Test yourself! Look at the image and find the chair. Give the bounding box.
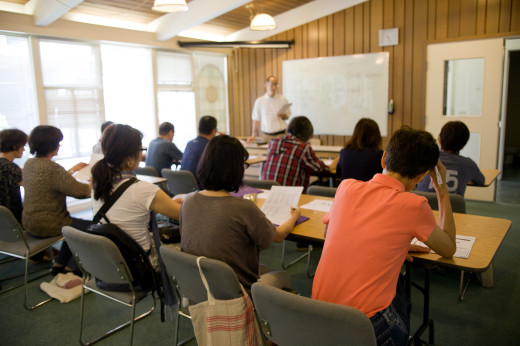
[135,166,159,177]
[251,282,376,346]
[0,206,62,310]
[159,246,246,346]
[62,226,155,346]
[306,185,337,198]
[412,190,481,300]
[243,178,280,190]
[161,169,199,197]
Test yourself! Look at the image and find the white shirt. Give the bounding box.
[91,179,159,251]
[251,93,291,134]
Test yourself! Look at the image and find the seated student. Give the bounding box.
[180,115,217,179]
[91,124,182,262]
[0,129,28,223]
[22,125,91,275]
[92,120,114,154]
[180,135,301,295]
[337,118,383,181]
[312,127,456,346]
[262,116,336,190]
[417,121,484,196]
[145,122,183,176]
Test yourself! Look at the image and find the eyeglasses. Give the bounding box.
[244,162,250,169]
[138,147,147,152]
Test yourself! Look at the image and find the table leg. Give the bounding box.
[408,264,435,345]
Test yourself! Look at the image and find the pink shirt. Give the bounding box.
[312,174,436,317]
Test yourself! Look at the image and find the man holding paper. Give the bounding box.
[246,76,291,144]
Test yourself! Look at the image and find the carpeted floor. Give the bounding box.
[1,198,519,345]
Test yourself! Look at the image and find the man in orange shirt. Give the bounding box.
[312,127,456,345]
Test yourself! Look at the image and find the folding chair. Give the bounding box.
[62,226,155,346]
[0,206,61,310]
[251,282,376,346]
[135,166,159,177]
[159,246,248,346]
[161,169,199,197]
[243,178,280,190]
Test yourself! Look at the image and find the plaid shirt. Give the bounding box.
[261,134,329,188]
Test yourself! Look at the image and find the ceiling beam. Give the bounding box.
[27,0,84,27]
[225,0,368,42]
[151,0,250,42]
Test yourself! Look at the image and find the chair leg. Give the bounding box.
[281,241,312,270]
[23,255,52,310]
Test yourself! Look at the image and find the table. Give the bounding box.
[244,142,342,159]
[468,168,500,186]
[263,193,511,345]
[136,174,167,185]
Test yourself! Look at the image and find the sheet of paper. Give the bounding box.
[277,102,292,115]
[260,186,303,225]
[411,235,476,259]
[74,153,103,181]
[300,199,333,212]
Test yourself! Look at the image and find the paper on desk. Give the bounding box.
[300,199,333,212]
[74,154,103,181]
[260,186,303,225]
[411,235,476,259]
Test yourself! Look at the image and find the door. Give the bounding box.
[425,38,504,201]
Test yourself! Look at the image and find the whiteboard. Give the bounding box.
[282,53,389,136]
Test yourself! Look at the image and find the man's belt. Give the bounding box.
[262,129,286,136]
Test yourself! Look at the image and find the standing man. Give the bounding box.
[146,122,183,176]
[246,76,291,144]
[180,115,218,180]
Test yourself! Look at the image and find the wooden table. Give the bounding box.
[263,193,511,345]
[468,168,501,186]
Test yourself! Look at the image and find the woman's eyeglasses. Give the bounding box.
[244,162,250,169]
[138,147,147,152]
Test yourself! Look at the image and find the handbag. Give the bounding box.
[188,257,263,346]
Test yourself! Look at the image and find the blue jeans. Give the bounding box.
[369,275,410,346]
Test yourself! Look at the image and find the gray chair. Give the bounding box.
[306,185,337,198]
[135,166,159,177]
[161,169,199,197]
[243,178,280,190]
[62,226,155,346]
[251,282,376,346]
[0,206,61,310]
[159,246,247,346]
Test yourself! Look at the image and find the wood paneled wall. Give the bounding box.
[227,0,520,146]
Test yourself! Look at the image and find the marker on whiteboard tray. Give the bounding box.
[388,99,394,114]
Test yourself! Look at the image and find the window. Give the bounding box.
[39,39,103,158]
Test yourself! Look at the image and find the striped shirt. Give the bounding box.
[261,134,329,188]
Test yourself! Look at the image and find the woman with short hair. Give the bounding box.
[180,135,301,295]
[22,125,91,274]
[0,128,28,222]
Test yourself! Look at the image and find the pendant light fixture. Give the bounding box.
[152,0,188,13]
[250,13,276,31]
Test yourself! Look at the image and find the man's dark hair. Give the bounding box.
[28,125,64,157]
[384,126,439,179]
[198,115,217,135]
[439,121,470,154]
[197,135,249,193]
[0,129,27,153]
[100,121,114,134]
[345,118,382,151]
[288,116,314,142]
[159,122,174,135]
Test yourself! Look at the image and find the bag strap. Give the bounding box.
[196,256,216,305]
[93,177,138,224]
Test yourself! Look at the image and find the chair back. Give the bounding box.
[251,282,377,346]
[135,166,159,177]
[161,169,199,196]
[243,178,280,190]
[306,185,337,198]
[160,246,243,303]
[412,191,466,213]
[0,206,26,243]
[63,226,132,285]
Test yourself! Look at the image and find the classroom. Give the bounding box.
[1,1,520,345]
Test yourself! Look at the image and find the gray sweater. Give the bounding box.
[22,158,90,237]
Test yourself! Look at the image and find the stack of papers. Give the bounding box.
[411,235,476,259]
[260,186,303,225]
[74,153,103,181]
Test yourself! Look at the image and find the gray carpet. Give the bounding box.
[1,199,519,345]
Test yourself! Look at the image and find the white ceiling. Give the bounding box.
[0,0,367,42]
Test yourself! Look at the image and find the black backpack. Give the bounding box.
[87,178,159,293]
